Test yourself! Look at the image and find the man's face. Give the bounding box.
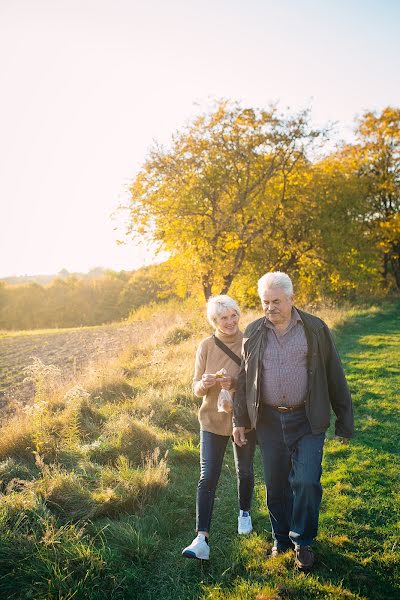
[260,286,293,326]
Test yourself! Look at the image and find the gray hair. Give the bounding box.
[257,272,293,298]
[206,294,241,327]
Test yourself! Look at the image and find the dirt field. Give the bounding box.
[0,322,149,411]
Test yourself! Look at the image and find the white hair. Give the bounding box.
[257,271,293,298]
[206,294,241,327]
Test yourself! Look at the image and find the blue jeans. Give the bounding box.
[256,405,325,548]
[196,429,256,533]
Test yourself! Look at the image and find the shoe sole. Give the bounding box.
[238,528,253,535]
[270,550,292,558]
[294,559,314,570]
[295,565,313,570]
[182,550,209,560]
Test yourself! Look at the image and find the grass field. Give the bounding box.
[0,302,398,599]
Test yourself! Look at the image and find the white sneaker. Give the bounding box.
[238,512,253,535]
[182,534,210,560]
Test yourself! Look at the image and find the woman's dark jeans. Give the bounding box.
[196,429,256,533]
[256,405,325,548]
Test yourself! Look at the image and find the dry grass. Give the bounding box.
[0,300,397,599]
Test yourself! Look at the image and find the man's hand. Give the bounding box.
[233,426,247,447]
[334,436,350,445]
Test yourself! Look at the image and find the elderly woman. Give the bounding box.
[182,295,256,560]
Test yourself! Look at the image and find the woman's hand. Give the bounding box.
[201,373,217,389]
[214,368,231,390]
[218,374,232,390]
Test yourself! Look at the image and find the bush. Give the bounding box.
[36,467,96,521]
[0,458,35,493]
[99,515,160,562]
[164,326,192,345]
[95,415,168,466]
[93,452,169,517]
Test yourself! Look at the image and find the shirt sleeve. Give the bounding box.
[193,341,208,397]
[323,324,354,438]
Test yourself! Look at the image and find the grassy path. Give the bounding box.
[0,304,398,599]
[135,304,400,600]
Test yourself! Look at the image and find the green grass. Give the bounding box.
[0,303,398,599]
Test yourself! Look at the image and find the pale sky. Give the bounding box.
[0,0,399,278]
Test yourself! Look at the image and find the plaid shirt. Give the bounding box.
[261,308,308,407]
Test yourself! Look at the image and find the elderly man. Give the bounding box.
[233,271,354,570]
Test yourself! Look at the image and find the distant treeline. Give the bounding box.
[0,265,176,330]
[0,267,107,286]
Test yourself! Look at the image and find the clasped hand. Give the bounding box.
[233,426,247,447]
[201,370,232,390]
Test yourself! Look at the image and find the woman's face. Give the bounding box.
[215,309,239,335]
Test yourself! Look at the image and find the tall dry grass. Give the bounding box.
[0,300,397,599]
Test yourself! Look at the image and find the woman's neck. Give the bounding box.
[215,328,241,343]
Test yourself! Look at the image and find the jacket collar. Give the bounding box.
[295,307,324,333]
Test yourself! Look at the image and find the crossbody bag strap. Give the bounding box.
[213,334,241,366]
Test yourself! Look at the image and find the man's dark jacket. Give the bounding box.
[233,308,354,438]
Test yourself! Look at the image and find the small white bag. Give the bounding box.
[217,388,233,413]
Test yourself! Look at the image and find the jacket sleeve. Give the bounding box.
[193,341,208,397]
[232,335,251,428]
[323,325,354,438]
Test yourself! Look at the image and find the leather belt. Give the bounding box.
[269,404,305,413]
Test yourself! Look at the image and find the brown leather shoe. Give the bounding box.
[295,545,314,570]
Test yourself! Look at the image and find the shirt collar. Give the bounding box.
[264,307,303,330]
[292,307,303,323]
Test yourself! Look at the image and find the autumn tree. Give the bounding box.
[356,107,400,289]
[229,147,375,305]
[125,101,321,299]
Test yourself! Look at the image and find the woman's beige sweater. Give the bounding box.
[193,329,243,436]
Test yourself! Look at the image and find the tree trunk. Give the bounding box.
[202,272,213,300]
[390,243,400,289]
[220,247,246,295]
[382,252,389,287]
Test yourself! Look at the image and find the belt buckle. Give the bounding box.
[277,406,289,412]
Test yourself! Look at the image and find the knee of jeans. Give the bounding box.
[292,471,322,492]
[236,465,254,479]
[198,474,218,491]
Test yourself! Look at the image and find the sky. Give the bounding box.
[0,0,399,278]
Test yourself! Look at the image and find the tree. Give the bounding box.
[125,101,321,299]
[356,107,400,289]
[230,147,377,305]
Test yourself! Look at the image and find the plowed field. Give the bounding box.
[0,322,148,411]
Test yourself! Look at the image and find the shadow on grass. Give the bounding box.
[176,536,398,600]
[314,539,399,600]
